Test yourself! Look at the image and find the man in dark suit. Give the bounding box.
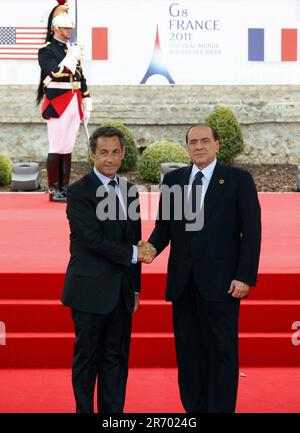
[62,126,155,413]
[144,123,261,412]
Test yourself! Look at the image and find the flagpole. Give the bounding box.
[71,0,78,43]
[75,0,78,42]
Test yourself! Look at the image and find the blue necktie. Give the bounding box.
[107,178,125,220]
[108,179,117,189]
[191,171,204,214]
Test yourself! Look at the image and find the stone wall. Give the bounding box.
[0,85,300,164]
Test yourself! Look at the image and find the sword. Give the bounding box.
[83,119,90,147]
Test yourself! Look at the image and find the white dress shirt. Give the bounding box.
[93,167,138,264]
[188,158,217,209]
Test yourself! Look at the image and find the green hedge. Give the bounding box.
[205,107,244,162]
[0,154,13,186]
[99,121,137,171]
[138,140,190,182]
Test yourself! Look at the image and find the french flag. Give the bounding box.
[248,28,297,61]
[71,1,108,60]
[92,27,108,60]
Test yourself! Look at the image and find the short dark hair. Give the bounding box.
[185,123,218,144]
[89,126,125,153]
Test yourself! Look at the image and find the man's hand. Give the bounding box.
[68,43,83,62]
[133,293,140,313]
[228,280,250,299]
[137,240,156,264]
[60,44,84,74]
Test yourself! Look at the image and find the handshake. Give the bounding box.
[137,240,157,264]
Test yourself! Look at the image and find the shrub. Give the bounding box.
[98,121,137,171]
[204,107,244,162]
[138,140,190,182]
[0,154,13,186]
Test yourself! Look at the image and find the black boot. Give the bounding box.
[59,153,72,198]
[47,153,67,202]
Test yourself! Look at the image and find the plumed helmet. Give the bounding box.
[52,12,75,28]
[52,1,74,29]
[55,0,69,11]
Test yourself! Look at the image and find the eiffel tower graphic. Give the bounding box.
[140,25,175,84]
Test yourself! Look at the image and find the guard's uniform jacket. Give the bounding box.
[38,38,89,120]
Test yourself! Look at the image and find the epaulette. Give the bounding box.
[40,42,51,49]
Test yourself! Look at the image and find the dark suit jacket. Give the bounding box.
[62,171,141,314]
[149,161,261,302]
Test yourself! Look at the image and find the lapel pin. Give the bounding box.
[219,179,225,184]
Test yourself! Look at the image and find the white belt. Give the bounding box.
[47,82,81,89]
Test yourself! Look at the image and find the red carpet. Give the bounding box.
[1,192,300,274]
[0,192,300,412]
[0,193,299,367]
[0,368,299,413]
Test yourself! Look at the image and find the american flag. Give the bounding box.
[0,27,47,60]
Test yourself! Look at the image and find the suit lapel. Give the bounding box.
[88,169,103,189]
[180,165,193,188]
[178,165,193,225]
[119,177,139,237]
[87,171,127,231]
[204,161,227,221]
[118,177,129,233]
[118,177,128,213]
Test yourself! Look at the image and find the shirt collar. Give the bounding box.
[93,167,119,186]
[53,36,68,47]
[190,158,217,183]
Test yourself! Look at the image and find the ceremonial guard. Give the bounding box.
[37,1,92,202]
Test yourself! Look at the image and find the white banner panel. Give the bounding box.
[0,0,300,85]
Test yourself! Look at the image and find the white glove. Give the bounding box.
[59,52,77,74]
[58,44,82,74]
[82,97,92,124]
[68,44,83,61]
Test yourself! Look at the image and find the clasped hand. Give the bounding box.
[137,240,156,264]
[68,43,83,61]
